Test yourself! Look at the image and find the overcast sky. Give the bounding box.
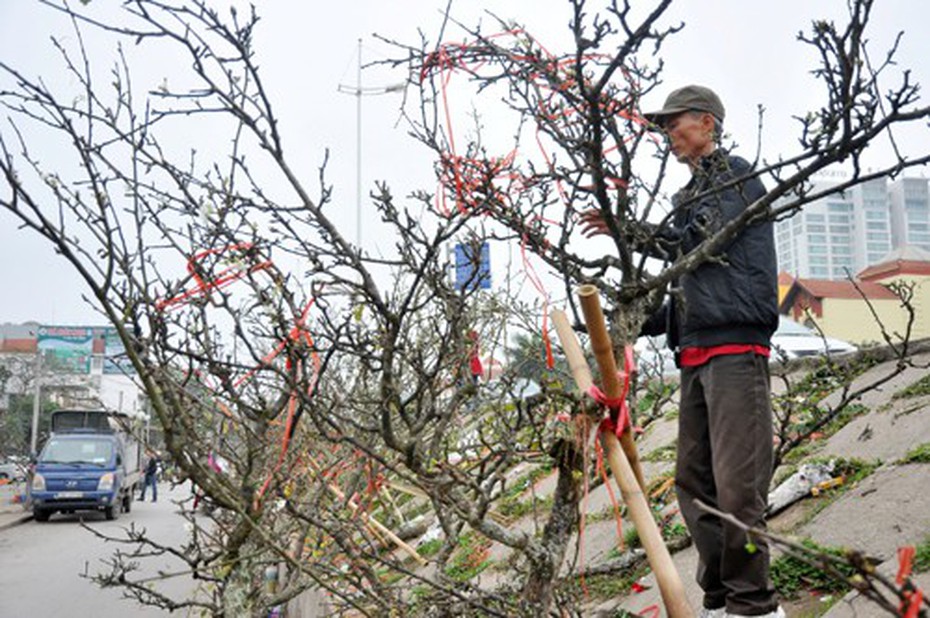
[1,0,928,326]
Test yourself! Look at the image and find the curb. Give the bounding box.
[0,511,33,531]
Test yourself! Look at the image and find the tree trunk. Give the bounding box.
[522,431,585,613]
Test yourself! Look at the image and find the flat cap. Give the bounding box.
[643,84,725,126]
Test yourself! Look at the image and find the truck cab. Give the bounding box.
[29,410,142,522]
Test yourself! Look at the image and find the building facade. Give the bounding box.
[776,174,929,279]
[888,177,930,253]
[779,246,930,345]
[0,322,144,416]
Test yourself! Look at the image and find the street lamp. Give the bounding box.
[337,38,404,247]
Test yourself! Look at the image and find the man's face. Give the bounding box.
[661,111,715,165]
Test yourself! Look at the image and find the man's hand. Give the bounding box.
[579,209,615,238]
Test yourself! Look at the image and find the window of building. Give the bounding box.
[810,245,827,254]
[830,224,850,234]
[865,210,886,220]
[809,256,828,265]
[807,224,826,233]
[867,242,888,253]
[833,245,852,255]
[828,214,850,224]
[830,235,850,245]
[827,202,852,212]
[866,232,888,241]
[807,213,825,222]
[866,221,887,230]
[810,266,829,277]
[808,234,827,244]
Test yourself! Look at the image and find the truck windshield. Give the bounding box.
[39,438,114,466]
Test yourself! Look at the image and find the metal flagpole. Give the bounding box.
[355,38,362,247]
[337,39,404,248]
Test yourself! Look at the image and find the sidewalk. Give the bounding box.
[0,482,32,530]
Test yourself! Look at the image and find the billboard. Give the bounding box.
[37,326,95,374]
[102,327,135,375]
[454,241,491,291]
[37,325,135,375]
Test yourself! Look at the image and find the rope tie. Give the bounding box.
[588,344,636,438]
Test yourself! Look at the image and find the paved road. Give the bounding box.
[0,482,200,617]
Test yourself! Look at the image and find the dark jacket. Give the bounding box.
[145,456,159,477]
[641,150,778,356]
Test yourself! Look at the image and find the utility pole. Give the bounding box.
[30,348,42,456]
[337,38,404,247]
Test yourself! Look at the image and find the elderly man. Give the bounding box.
[582,85,783,618]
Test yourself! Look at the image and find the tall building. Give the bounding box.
[775,174,929,278]
[888,177,930,253]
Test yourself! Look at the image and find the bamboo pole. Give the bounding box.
[330,478,427,565]
[306,458,427,566]
[551,307,693,618]
[576,284,647,493]
[379,485,406,525]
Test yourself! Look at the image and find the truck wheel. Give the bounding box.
[34,508,51,522]
[104,504,118,521]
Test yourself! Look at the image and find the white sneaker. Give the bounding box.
[699,608,726,618]
[726,607,786,618]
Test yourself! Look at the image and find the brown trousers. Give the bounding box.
[675,352,778,616]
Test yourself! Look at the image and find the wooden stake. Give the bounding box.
[576,284,647,493]
[306,458,427,566]
[551,306,693,618]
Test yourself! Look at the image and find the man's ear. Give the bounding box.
[701,112,716,131]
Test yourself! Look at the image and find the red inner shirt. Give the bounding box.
[679,344,770,368]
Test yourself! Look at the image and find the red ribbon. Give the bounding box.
[156,242,273,311]
[897,545,916,584]
[588,345,635,438]
[897,546,925,618]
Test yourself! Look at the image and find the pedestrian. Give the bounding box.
[140,451,160,503]
[581,85,783,618]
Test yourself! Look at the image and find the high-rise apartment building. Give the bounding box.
[775,174,929,279]
[888,177,930,253]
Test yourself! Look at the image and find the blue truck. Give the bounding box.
[30,409,143,522]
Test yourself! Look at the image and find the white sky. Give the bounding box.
[1,0,929,326]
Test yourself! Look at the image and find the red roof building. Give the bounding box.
[858,246,930,282]
[778,246,930,344]
[780,279,899,320]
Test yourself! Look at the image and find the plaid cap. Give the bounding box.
[643,85,725,127]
